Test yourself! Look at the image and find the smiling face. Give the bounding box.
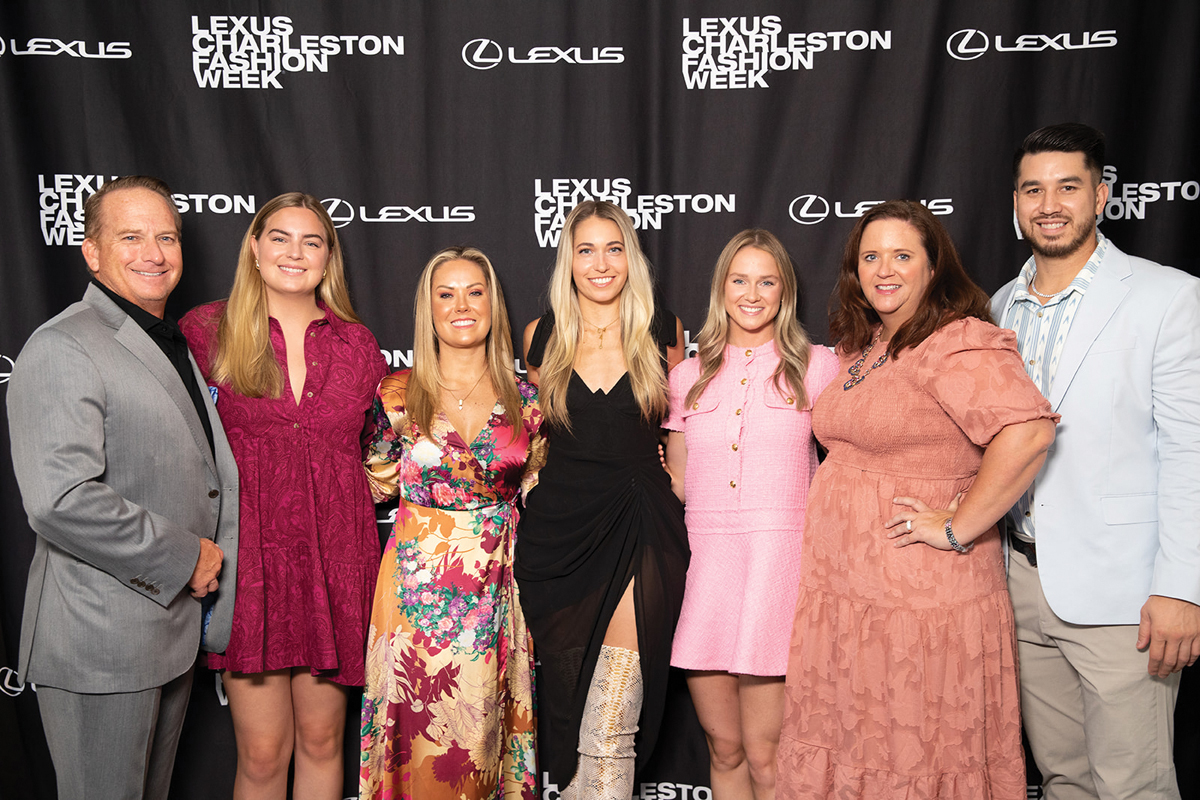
[431,258,491,351]
[723,246,783,347]
[250,206,329,305]
[857,218,933,336]
[1014,150,1108,261]
[82,188,183,318]
[570,215,629,308]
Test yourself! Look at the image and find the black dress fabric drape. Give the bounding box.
[515,308,689,786]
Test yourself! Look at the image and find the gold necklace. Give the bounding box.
[440,370,487,411]
[582,316,620,349]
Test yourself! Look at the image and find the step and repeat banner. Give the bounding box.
[2,2,1198,798]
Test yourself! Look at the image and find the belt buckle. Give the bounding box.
[1007,527,1037,568]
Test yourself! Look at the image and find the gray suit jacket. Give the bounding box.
[8,284,239,692]
[992,241,1200,624]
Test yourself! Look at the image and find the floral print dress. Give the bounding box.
[360,369,544,800]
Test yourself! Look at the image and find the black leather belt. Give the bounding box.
[1007,528,1037,567]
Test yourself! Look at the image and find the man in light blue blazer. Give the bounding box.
[993,124,1200,800]
[7,176,239,800]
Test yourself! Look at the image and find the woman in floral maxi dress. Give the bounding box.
[360,248,544,800]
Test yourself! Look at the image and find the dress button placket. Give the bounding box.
[730,349,750,495]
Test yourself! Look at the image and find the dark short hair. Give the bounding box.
[1013,123,1106,186]
[829,200,993,357]
[83,175,181,241]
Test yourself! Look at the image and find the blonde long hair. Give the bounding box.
[686,229,813,410]
[210,193,361,398]
[407,247,522,439]
[538,201,668,429]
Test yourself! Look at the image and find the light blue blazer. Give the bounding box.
[992,240,1200,625]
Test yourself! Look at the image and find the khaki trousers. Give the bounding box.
[1008,549,1180,800]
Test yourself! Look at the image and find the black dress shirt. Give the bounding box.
[91,280,215,456]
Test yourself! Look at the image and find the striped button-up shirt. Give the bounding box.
[998,232,1109,540]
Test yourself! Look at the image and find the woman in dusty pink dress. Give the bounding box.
[663,229,837,800]
[776,201,1058,799]
[182,193,387,800]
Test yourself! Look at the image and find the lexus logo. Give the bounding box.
[0,667,24,697]
[788,195,830,225]
[946,29,989,60]
[462,38,503,70]
[0,354,14,384]
[321,198,355,229]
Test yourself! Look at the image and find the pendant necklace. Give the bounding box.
[582,316,620,349]
[441,370,487,411]
[843,332,889,391]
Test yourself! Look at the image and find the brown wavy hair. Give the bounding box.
[210,192,361,397]
[828,200,993,358]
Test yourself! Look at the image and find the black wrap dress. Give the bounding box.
[515,309,689,787]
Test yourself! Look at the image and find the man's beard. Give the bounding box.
[1021,214,1096,259]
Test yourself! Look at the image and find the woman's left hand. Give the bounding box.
[886,493,962,550]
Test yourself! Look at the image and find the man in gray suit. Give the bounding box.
[7,175,239,800]
[994,124,1200,799]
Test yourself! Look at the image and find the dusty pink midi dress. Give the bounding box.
[777,319,1057,799]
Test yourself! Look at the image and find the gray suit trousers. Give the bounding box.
[37,667,194,800]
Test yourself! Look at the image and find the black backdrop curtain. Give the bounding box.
[2,2,1197,797]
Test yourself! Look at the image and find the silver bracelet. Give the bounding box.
[944,517,971,553]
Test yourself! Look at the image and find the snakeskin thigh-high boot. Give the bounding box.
[560,645,643,800]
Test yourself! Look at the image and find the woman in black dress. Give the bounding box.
[516,200,688,799]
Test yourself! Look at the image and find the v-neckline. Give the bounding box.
[573,369,628,396]
[439,400,501,451]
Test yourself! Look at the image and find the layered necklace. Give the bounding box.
[843,332,889,391]
[582,316,620,349]
[440,370,487,411]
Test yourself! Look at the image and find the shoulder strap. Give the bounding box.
[527,310,556,368]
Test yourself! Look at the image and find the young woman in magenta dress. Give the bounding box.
[515,200,688,799]
[181,193,387,799]
[663,229,838,800]
[359,247,543,799]
[776,201,1058,799]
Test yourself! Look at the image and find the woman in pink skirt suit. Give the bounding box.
[663,229,838,799]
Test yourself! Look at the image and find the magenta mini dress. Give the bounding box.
[182,301,388,686]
